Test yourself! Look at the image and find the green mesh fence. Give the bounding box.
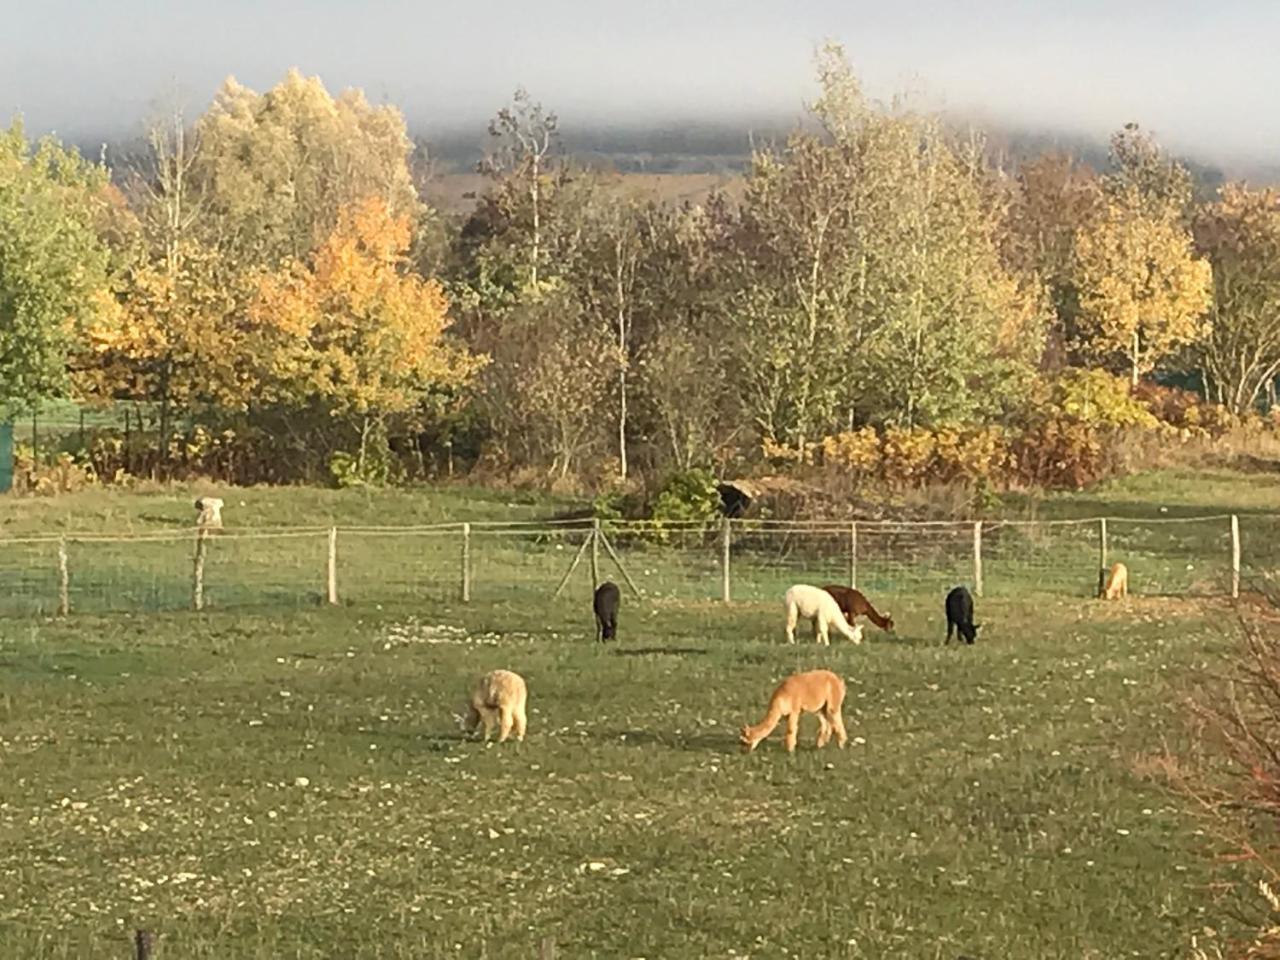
[0,514,1267,618]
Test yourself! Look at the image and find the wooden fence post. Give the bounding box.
[461,522,471,603]
[973,521,984,598]
[1231,514,1241,600]
[192,528,208,611]
[721,517,732,604]
[327,527,338,605]
[57,537,69,616]
[849,521,858,589]
[1098,517,1109,597]
[134,929,154,960]
[590,518,601,589]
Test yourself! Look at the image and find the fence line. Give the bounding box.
[0,513,1271,617]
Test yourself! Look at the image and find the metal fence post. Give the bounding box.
[849,521,858,589]
[721,517,732,604]
[327,527,338,605]
[461,522,471,603]
[973,521,984,598]
[1231,514,1241,599]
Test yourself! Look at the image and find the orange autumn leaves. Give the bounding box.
[250,197,481,416]
[93,198,478,418]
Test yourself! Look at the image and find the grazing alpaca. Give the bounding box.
[464,669,528,743]
[944,585,980,645]
[740,669,849,753]
[593,581,621,642]
[1101,561,1128,600]
[784,584,864,645]
[821,584,895,632]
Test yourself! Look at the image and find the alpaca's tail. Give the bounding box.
[865,602,890,630]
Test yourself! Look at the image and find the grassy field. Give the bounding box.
[0,468,1271,957]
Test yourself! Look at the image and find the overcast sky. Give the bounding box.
[0,0,1271,165]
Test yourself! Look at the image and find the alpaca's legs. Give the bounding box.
[497,708,515,742]
[784,711,800,753]
[817,619,830,646]
[815,712,832,748]
[827,707,848,748]
[785,601,798,644]
[480,710,495,741]
[946,620,954,644]
[513,705,527,741]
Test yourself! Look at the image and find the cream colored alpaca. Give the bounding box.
[739,669,848,753]
[784,584,864,645]
[464,669,528,742]
[1102,561,1129,600]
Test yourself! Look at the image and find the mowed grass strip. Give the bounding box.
[0,593,1248,959]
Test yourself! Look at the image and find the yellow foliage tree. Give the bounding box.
[249,198,483,470]
[1071,190,1212,386]
[81,239,252,415]
[196,69,420,266]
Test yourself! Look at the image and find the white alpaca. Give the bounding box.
[784,584,864,645]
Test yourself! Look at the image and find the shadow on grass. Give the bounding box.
[609,645,710,657]
[590,728,733,752]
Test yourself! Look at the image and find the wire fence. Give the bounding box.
[0,512,1269,618]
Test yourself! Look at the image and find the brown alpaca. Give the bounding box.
[821,584,894,632]
[739,669,848,754]
[464,670,528,742]
[1101,562,1128,600]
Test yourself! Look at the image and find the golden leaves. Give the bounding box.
[248,198,482,416]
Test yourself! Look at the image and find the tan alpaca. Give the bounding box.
[739,669,848,754]
[1101,561,1129,600]
[464,670,528,742]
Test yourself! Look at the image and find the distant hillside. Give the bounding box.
[81,115,1247,220]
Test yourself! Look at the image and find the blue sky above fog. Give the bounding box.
[0,0,1271,163]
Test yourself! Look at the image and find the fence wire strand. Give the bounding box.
[0,514,1262,616]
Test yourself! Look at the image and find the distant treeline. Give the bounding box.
[3,44,1278,498]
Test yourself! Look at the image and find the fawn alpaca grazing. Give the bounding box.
[784,584,864,645]
[464,669,528,742]
[593,581,621,642]
[740,669,849,753]
[944,585,980,645]
[821,584,895,632]
[1101,561,1128,599]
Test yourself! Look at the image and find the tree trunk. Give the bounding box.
[616,241,628,483]
[530,154,540,288]
[357,415,371,477]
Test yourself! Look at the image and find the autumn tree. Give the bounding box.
[724,45,1043,450]
[195,70,420,266]
[1194,184,1280,412]
[480,89,559,289]
[0,121,111,411]
[631,199,740,471]
[1106,122,1193,222]
[1003,154,1102,366]
[1071,200,1211,387]
[250,198,482,473]
[79,108,256,458]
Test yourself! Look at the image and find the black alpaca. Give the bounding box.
[945,586,980,645]
[593,581,621,642]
